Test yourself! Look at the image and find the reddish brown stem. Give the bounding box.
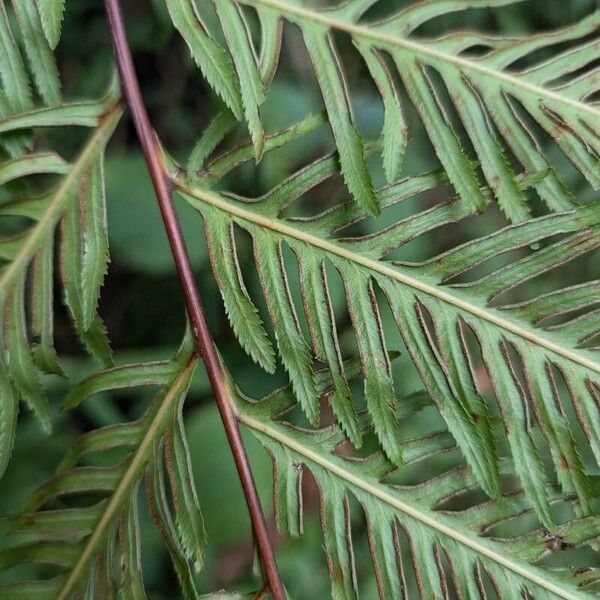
[102,1,285,597]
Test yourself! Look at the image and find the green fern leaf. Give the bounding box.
[0,352,17,478]
[173,141,600,525]
[31,240,65,376]
[167,0,600,532]
[0,15,121,472]
[213,0,266,161]
[256,6,282,87]
[0,336,204,599]
[0,2,33,114]
[204,208,277,373]
[234,372,600,599]
[4,270,52,432]
[302,25,379,215]
[35,0,65,50]
[355,40,406,184]
[80,154,110,332]
[164,0,243,119]
[164,402,207,572]
[12,0,61,106]
[195,0,600,218]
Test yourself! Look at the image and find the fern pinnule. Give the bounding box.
[36,0,66,50]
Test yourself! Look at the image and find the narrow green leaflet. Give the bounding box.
[234,375,600,600]
[0,353,17,478]
[31,239,64,376]
[203,208,276,373]
[355,40,406,184]
[116,491,147,600]
[80,155,110,332]
[60,191,113,368]
[4,271,51,432]
[164,405,207,571]
[0,99,106,132]
[252,226,319,425]
[298,251,361,446]
[343,265,401,464]
[164,0,243,119]
[303,25,379,215]
[213,0,266,161]
[0,151,68,185]
[398,57,487,215]
[63,358,181,409]
[12,0,61,106]
[256,6,282,86]
[0,1,32,113]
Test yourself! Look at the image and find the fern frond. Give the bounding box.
[234,370,600,600]
[0,95,120,462]
[304,0,595,217]
[0,0,122,476]
[175,0,600,219]
[162,0,600,528]
[0,334,206,599]
[168,118,600,527]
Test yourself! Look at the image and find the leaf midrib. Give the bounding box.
[238,410,590,600]
[241,0,599,119]
[175,179,600,376]
[56,357,197,600]
[0,104,122,294]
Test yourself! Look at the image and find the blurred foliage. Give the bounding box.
[2,0,598,597]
